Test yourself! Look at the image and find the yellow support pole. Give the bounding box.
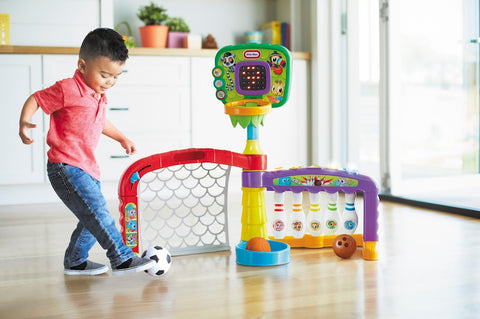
[241,187,267,241]
[240,120,268,242]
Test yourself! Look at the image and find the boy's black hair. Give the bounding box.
[79,28,128,62]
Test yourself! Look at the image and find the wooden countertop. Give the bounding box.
[0,45,311,60]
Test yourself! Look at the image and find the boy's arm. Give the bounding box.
[103,119,137,155]
[19,94,39,145]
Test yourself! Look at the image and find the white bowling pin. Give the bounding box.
[271,192,287,239]
[341,192,358,234]
[290,192,306,238]
[307,192,322,236]
[323,192,340,235]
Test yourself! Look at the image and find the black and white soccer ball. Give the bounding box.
[141,246,172,277]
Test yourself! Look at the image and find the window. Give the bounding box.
[316,0,480,212]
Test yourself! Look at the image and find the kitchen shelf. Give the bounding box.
[0,45,311,60]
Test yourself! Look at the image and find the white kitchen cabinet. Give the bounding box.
[117,56,190,86]
[96,56,192,182]
[190,57,246,152]
[42,55,78,88]
[261,59,309,169]
[0,55,44,185]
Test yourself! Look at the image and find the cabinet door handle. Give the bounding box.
[110,155,130,159]
[109,107,130,111]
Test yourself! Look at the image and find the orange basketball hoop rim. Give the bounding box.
[224,99,272,116]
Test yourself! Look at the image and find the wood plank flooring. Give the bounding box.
[1,200,479,318]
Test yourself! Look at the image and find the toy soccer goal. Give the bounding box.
[118,148,265,256]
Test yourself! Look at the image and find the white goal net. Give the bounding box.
[137,163,231,256]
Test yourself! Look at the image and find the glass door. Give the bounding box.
[384,0,480,210]
[316,0,478,212]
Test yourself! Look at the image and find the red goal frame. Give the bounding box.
[118,148,267,253]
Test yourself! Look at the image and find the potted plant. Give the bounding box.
[165,17,190,48]
[137,2,169,48]
[115,21,136,48]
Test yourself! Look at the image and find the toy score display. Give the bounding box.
[118,43,379,267]
[213,43,291,107]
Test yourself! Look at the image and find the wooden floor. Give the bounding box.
[1,200,480,319]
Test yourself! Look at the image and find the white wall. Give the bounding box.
[0,0,311,51]
[0,0,113,46]
[114,0,275,48]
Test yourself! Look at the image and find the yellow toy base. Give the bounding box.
[268,234,378,260]
[362,240,379,260]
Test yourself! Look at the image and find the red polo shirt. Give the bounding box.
[34,70,107,181]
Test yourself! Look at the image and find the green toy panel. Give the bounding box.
[213,43,292,108]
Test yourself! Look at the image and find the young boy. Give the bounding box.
[18,28,155,276]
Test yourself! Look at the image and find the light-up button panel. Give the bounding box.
[238,65,267,91]
[235,60,271,95]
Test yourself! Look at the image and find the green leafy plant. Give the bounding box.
[137,2,168,25]
[165,17,190,32]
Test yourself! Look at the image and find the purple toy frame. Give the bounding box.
[242,166,379,259]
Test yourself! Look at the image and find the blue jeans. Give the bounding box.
[47,162,134,268]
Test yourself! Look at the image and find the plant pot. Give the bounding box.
[139,25,168,48]
[167,31,189,48]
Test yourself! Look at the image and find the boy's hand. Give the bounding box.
[121,138,137,155]
[19,121,37,145]
[19,94,39,145]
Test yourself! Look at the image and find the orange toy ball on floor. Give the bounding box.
[333,234,357,259]
[246,237,271,252]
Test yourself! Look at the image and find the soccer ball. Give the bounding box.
[141,246,172,277]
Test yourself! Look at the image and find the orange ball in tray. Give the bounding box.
[245,237,271,252]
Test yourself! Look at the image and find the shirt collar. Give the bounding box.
[73,69,107,102]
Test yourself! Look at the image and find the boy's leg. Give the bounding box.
[47,162,154,274]
[64,222,97,266]
[63,222,109,275]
